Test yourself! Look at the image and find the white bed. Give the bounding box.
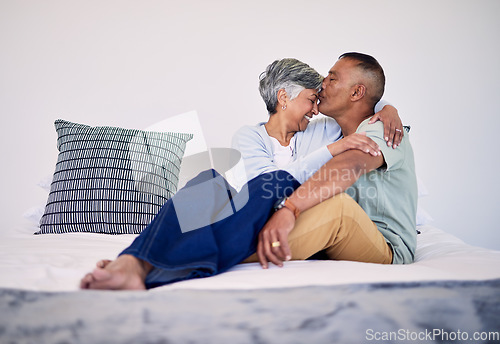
[1,222,499,293]
[1,112,499,343]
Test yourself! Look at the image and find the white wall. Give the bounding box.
[1,0,499,249]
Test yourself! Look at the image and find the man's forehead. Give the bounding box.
[329,58,354,75]
[328,66,339,76]
[328,61,342,74]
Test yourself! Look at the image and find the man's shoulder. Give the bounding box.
[357,117,411,172]
[356,117,384,136]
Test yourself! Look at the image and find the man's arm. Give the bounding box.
[256,149,385,268]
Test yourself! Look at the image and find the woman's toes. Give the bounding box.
[80,273,95,289]
[97,259,112,268]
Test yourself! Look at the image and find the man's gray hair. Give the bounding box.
[259,58,323,115]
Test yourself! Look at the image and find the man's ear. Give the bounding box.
[350,84,366,101]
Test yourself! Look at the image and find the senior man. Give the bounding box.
[255,52,417,268]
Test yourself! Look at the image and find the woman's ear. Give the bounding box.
[350,84,366,101]
[277,89,288,109]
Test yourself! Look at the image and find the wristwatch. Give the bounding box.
[273,196,300,219]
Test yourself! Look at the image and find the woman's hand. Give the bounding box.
[327,132,381,157]
[256,209,295,269]
[369,105,403,148]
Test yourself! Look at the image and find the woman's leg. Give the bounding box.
[81,169,225,290]
[81,169,300,289]
[138,169,300,288]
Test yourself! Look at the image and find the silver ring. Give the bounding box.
[395,129,402,132]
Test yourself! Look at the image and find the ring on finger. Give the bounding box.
[395,129,402,132]
[271,241,281,248]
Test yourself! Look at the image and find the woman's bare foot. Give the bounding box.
[80,255,152,290]
[96,259,112,268]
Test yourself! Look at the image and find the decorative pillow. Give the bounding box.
[144,110,207,158]
[143,110,209,189]
[36,119,193,234]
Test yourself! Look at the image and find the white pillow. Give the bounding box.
[416,176,433,226]
[416,204,434,226]
[23,205,47,224]
[36,175,53,192]
[417,176,429,198]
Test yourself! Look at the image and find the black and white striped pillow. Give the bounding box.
[36,119,193,234]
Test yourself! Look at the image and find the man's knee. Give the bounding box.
[315,192,357,211]
[295,193,356,230]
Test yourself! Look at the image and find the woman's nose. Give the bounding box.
[312,102,319,115]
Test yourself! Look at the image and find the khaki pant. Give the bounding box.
[245,193,393,264]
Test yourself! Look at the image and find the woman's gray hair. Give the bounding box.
[259,58,323,115]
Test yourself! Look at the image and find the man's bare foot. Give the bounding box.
[80,255,152,290]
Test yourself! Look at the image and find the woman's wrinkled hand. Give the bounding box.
[328,132,381,157]
[369,105,403,148]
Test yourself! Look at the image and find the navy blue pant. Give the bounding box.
[120,169,300,289]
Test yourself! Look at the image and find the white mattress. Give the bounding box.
[1,222,499,292]
[0,225,500,291]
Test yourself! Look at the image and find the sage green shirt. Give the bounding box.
[346,118,417,264]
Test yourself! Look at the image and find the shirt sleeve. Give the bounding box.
[231,125,279,182]
[356,119,405,172]
[232,125,333,184]
[288,146,332,183]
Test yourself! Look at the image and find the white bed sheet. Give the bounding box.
[1,222,499,292]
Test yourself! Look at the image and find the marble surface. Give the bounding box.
[1,279,499,344]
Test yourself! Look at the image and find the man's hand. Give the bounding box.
[256,208,295,269]
[369,105,403,148]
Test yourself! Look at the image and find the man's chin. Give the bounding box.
[319,110,335,118]
[318,104,328,115]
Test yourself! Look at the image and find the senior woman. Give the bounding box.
[231,58,400,189]
[80,58,401,290]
